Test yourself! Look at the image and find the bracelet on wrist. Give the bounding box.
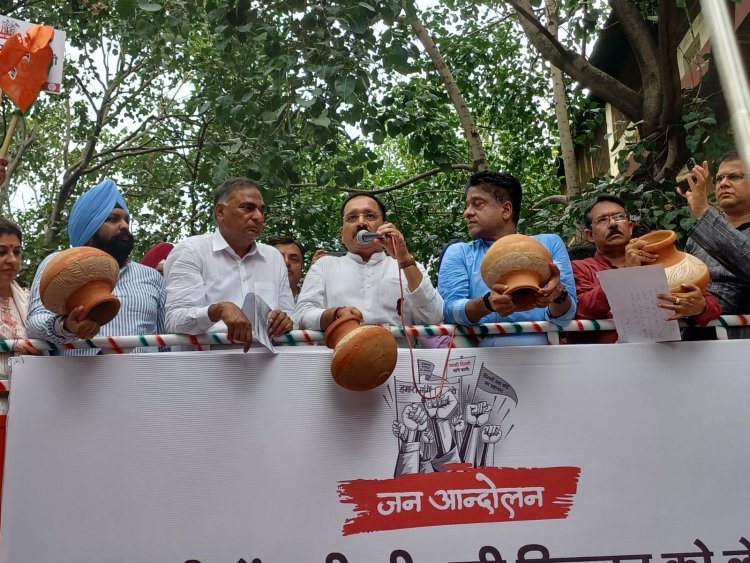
[482,291,493,312]
[552,286,569,305]
[399,257,417,269]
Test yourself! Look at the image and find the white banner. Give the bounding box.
[1,342,749,563]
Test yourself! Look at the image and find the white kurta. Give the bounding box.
[292,251,443,330]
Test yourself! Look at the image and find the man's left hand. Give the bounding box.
[376,223,410,262]
[657,283,707,321]
[535,262,562,308]
[267,310,293,338]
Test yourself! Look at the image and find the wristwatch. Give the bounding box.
[553,286,569,304]
[482,291,493,311]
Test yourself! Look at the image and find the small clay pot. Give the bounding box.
[480,234,553,312]
[40,247,121,325]
[325,314,398,392]
[639,230,710,291]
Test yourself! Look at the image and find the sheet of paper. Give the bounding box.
[597,264,682,343]
[241,293,278,354]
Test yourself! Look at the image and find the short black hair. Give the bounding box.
[0,217,22,243]
[567,243,596,261]
[340,192,387,220]
[213,177,261,206]
[583,194,627,228]
[267,235,304,257]
[464,171,522,225]
[719,151,741,165]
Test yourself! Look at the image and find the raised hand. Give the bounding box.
[423,390,458,420]
[392,420,407,442]
[402,403,429,433]
[465,401,491,427]
[451,415,466,433]
[481,425,502,444]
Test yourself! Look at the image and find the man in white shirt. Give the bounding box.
[293,192,443,330]
[165,177,294,350]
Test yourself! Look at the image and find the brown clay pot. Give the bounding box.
[324,314,398,392]
[480,234,553,312]
[639,230,710,291]
[40,247,121,325]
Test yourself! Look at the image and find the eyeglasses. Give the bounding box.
[714,172,745,184]
[344,212,380,223]
[592,212,630,227]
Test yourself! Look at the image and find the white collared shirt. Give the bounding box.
[164,231,294,334]
[292,251,443,330]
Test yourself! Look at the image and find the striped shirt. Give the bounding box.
[684,207,750,339]
[26,254,166,355]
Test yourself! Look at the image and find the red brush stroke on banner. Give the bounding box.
[338,465,580,535]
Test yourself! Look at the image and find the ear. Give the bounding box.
[502,201,513,221]
[214,202,224,223]
[585,228,594,243]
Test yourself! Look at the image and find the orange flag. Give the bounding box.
[0,25,54,113]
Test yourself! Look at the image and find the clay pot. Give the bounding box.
[324,314,398,392]
[480,234,553,312]
[639,230,709,291]
[40,247,121,325]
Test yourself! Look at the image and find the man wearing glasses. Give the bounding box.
[293,192,443,330]
[680,151,750,338]
[571,194,720,344]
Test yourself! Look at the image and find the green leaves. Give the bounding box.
[137,0,162,12]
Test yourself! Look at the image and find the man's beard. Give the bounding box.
[91,231,134,266]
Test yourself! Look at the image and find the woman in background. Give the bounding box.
[0,218,39,388]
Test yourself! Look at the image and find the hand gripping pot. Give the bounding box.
[480,234,553,312]
[324,314,398,391]
[40,247,121,325]
[638,230,709,291]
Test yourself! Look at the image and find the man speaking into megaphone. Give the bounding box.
[292,192,444,331]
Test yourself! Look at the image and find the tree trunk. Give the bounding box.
[545,0,581,195]
[404,2,487,171]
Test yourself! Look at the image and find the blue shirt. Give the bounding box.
[26,255,166,355]
[438,234,577,346]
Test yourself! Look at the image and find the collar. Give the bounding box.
[212,230,264,260]
[593,251,617,269]
[347,251,386,265]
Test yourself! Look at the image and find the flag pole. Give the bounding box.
[700,0,750,169]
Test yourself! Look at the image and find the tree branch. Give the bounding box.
[403,2,487,171]
[352,164,475,195]
[505,0,644,122]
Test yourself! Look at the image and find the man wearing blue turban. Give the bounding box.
[26,179,166,354]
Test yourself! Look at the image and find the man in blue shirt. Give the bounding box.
[27,179,165,354]
[438,171,576,346]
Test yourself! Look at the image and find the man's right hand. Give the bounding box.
[63,306,101,339]
[624,238,658,267]
[209,302,253,351]
[321,305,363,330]
[489,283,515,317]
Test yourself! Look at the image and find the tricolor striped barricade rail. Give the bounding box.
[0,314,747,353]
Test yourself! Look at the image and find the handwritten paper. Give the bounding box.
[597,264,681,343]
[241,293,278,354]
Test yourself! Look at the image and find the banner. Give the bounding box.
[1,341,749,562]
